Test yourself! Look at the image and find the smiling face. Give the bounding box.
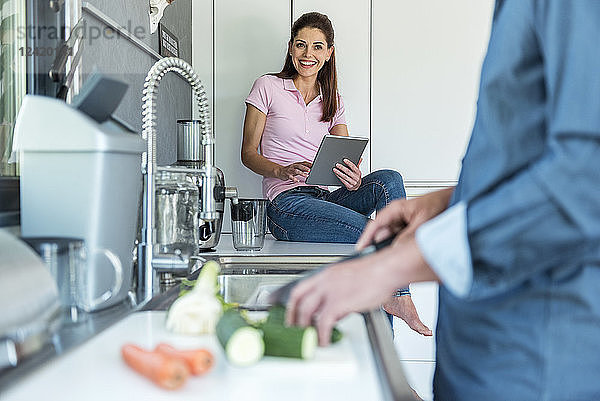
[289,27,334,80]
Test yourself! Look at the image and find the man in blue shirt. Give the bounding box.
[286,1,600,399]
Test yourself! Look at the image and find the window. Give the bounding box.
[0,0,26,176]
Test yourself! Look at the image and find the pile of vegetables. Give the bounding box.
[121,343,214,390]
[165,259,343,368]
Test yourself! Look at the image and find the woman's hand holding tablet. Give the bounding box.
[305,135,368,186]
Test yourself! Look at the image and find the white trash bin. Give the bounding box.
[14,95,145,311]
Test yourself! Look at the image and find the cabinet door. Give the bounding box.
[293,1,372,174]
[372,0,494,182]
[213,0,290,231]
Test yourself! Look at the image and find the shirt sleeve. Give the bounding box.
[245,75,271,115]
[415,202,473,298]
[329,93,347,129]
[456,1,600,300]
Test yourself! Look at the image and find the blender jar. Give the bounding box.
[155,171,199,255]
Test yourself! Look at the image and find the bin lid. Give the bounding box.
[12,96,146,154]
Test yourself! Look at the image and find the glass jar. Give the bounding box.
[155,171,199,255]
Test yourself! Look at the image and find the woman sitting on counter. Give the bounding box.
[240,12,431,336]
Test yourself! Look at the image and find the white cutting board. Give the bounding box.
[1,311,383,401]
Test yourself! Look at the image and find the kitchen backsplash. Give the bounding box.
[81,0,192,165]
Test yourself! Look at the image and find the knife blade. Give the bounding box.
[268,235,396,306]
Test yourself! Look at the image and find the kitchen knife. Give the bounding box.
[268,235,396,306]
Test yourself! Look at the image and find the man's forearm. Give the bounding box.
[435,187,455,208]
[376,236,441,292]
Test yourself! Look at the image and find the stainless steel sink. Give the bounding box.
[211,254,342,273]
[218,274,297,308]
[189,254,343,276]
[199,254,344,309]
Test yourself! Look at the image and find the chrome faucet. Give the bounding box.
[137,57,215,304]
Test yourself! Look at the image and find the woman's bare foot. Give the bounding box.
[383,295,432,336]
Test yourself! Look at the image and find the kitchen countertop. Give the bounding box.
[0,236,414,400]
[0,311,385,401]
[0,299,136,392]
[205,233,357,257]
[0,236,353,388]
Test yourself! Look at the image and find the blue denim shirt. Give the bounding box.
[416,1,600,400]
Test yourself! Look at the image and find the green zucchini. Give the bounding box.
[262,323,318,359]
[216,309,264,367]
[330,327,343,343]
[266,305,286,325]
[266,305,344,344]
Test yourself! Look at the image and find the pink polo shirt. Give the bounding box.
[245,75,347,200]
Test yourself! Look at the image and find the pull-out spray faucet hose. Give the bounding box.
[139,57,211,302]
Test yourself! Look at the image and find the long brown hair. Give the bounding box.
[275,12,338,122]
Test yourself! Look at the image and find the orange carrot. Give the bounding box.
[154,343,215,376]
[121,343,189,390]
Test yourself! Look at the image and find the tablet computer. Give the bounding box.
[305,135,369,186]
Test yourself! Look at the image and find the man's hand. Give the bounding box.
[383,295,432,336]
[333,158,362,191]
[286,251,394,346]
[356,187,455,250]
[286,236,439,346]
[276,161,312,182]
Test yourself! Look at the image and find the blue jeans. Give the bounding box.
[267,169,406,243]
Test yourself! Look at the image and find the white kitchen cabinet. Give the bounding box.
[293,0,372,174]
[371,0,494,183]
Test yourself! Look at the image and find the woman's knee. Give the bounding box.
[367,169,406,199]
[369,169,403,185]
[267,201,365,243]
[267,217,289,241]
